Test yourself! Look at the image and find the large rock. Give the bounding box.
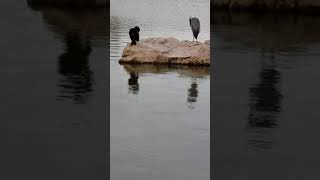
[212,0,320,11]
[119,37,210,66]
[213,11,320,51]
[27,0,108,8]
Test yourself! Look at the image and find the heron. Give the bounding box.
[189,17,200,42]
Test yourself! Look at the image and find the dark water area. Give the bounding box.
[0,1,108,179]
[213,11,320,179]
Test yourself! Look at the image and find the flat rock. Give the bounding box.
[119,37,210,66]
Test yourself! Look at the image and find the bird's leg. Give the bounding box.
[193,37,194,42]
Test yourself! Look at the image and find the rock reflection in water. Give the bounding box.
[246,55,283,151]
[26,5,108,104]
[122,64,208,108]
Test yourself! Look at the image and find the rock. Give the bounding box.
[212,0,320,11]
[29,7,108,39]
[213,11,320,50]
[119,37,210,66]
[26,0,107,8]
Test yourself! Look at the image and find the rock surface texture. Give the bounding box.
[119,37,210,66]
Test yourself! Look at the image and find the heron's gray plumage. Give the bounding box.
[189,17,200,41]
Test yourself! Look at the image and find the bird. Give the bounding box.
[189,17,200,42]
[129,26,140,46]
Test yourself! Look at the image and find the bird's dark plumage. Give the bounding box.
[129,26,140,45]
[189,17,200,42]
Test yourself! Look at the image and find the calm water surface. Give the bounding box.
[110,0,210,180]
[0,1,108,179]
[213,11,320,179]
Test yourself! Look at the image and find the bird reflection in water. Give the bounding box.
[57,31,94,104]
[128,72,139,94]
[246,55,283,151]
[187,78,199,109]
[25,4,107,104]
[122,64,208,106]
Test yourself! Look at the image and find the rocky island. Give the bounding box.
[119,37,210,66]
[212,0,320,12]
[26,0,107,8]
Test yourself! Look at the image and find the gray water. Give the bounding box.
[110,0,210,180]
[0,1,108,179]
[213,11,320,179]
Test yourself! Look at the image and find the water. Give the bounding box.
[110,0,210,180]
[213,11,320,179]
[0,1,108,179]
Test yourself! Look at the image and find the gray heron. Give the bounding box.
[189,17,200,42]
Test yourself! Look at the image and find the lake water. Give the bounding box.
[110,0,210,180]
[0,1,108,179]
[213,11,320,179]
